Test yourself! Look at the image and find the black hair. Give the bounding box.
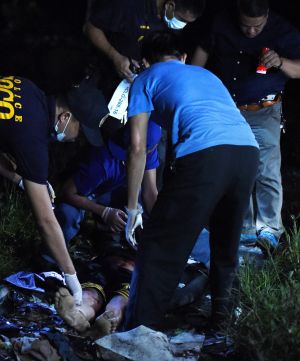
[237,0,269,17]
[174,0,205,16]
[141,30,185,64]
[56,93,68,108]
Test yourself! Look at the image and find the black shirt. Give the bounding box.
[0,76,54,184]
[89,0,165,61]
[199,11,300,105]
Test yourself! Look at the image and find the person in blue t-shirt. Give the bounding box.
[55,121,161,243]
[123,30,259,332]
[0,76,109,306]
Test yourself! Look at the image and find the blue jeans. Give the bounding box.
[241,103,284,239]
[55,188,127,244]
[190,228,210,267]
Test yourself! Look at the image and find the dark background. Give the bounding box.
[0,0,299,227]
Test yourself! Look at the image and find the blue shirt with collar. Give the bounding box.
[200,11,300,105]
[73,143,159,197]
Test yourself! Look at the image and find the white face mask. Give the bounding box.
[164,9,187,30]
[55,114,71,142]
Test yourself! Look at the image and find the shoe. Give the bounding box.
[257,231,278,253]
[240,233,257,246]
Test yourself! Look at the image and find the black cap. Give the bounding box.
[66,78,109,146]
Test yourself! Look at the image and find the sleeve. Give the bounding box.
[127,75,154,117]
[14,139,48,184]
[73,147,107,196]
[88,0,127,33]
[276,18,300,59]
[145,147,159,170]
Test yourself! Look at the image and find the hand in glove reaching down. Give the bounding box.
[64,273,82,306]
[125,204,143,249]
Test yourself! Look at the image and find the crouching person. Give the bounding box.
[0,76,108,305]
[54,121,161,244]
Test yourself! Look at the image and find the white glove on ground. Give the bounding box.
[125,204,143,249]
[64,273,82,306]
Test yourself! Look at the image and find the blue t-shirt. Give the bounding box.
[128,61,258,159]
[74,144,159,197]
[0,76,53,184]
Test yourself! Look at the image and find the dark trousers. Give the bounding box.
[124,145,259,330]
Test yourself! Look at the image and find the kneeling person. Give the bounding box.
[55,121,161,243]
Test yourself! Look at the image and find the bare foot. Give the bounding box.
[83,295,127,339]
[83,310,118,339]
[55,288,90,333]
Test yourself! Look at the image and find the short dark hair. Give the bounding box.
[141,30,185,64]
[237,0,269,17]
[174,0,205,16]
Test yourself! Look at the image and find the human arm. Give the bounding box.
[61,178,127,232]
[125,113,149,247]
[141,168,158,215]
[84,21,137,81]
[127,113,149,210]
[191,46,209,67]
[262,50,300,78]
[23,179,82,304]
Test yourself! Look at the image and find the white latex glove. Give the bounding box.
[101,207,127,232]
[125,204,143,249]
[18,178,25,190]
[46,181,56,204]
[64,273,82,306]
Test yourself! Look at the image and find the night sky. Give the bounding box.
[1,0,300,93]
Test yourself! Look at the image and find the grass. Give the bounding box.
[0,184,39,278]
[231,218,300,361]
[1,183,300,360]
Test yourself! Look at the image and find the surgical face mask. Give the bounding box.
[164,9,187,30]
[54,114,71,142]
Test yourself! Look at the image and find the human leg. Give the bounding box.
[55,254,132,335]
[209,146,259,328]
[55,285,104,332]
[242,104,284,242]
[54,203,86,245]
[125,146,256,330]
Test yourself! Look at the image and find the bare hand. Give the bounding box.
[261,49,282,69]
[111,54,138,82]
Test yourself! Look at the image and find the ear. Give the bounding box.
[58,111,71,124]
